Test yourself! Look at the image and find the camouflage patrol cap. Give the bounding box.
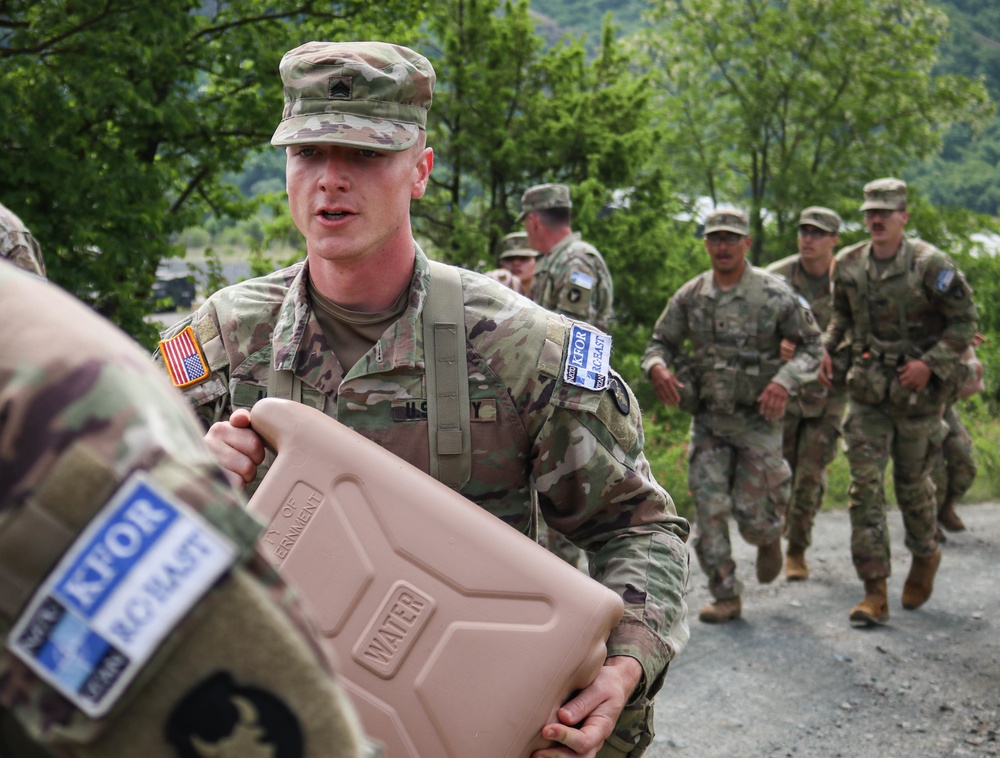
[515,184,572,222]
[270,41,435,152]
[703,207,749,236]
[798,206,842,233]
[860,177,907,211]
[497,231,538,260]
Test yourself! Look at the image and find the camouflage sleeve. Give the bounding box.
[640,293,688,377]
[551,251,613,330]
[823,257,853,353]
[919,256,978,382]
[0,263,364,757]
[772,290,822,393]
[529,363,691,698]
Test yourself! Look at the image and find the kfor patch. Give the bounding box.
[564,324,611,391]
[6,474,237,717]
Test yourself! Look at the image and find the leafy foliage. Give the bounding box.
[638,0,992,264]
[0,0,425,344]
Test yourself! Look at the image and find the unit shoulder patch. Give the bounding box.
[563,324,611,391]
[6,474,238,717]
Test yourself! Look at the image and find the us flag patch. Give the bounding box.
[158,326,209,388]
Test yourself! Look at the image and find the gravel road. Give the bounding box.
[648,503,1000,757]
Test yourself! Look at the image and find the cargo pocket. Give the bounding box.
[846,360,887,404]
[797,381,829,418]
[888,374,947,415]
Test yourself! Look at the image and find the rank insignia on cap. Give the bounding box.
[329,76,353,100]
[158,326,209,389]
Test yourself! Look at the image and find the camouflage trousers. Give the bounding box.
[843,401,947,580]
[781,390,846,549]
[930,403,977,509]
[688,412,790,600]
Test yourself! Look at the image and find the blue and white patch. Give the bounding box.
[7,474,237,718]
[564,324,611,391]
[935,268,955,292]
[569,271,595,289]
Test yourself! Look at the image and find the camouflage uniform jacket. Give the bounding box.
[0,202,45,278]
[767,253,844,416]
[158,246,691,695]
[531,232,614,331]
[823,238,977,390]
[0,262,360,752]
[641,263,822,416]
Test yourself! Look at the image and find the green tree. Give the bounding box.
[640,0,992,263]
[0,0,425,344]
[416,3,701,355]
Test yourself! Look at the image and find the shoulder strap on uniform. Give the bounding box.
[424,261,471,490]
[747,268,765,351]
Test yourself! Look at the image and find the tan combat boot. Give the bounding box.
[785,543,809,581]
[937,497,966,533]
[902,547,942,610]
[849,578,889,626]
[756,540,782,583]
[699,597,741,624]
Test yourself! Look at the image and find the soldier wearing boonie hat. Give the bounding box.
[516,183,614,333]
[159,39,692,758]
[820,177,978,628]
[270,41,435,151]
[859,177,907,211]
[767,205,845,583]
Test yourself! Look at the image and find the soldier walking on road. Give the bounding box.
[157,40,691,756]
[767,207,848,581]
[518,183,614,332]
[643,207,822,624]
[819,178,978,627]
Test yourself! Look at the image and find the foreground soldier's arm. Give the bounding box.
[0,262,365,758]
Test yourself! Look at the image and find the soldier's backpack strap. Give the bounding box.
[746,268,765,352]
[267,363,302,404]
[424,260,472,490]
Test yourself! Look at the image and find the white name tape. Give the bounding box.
[563,324,611,391]
[7,473,237,717]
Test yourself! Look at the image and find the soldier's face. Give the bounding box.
[500,255,536,285]
[864,208,909,247]
[704,232,750,275]
[285,141,433,265]
[797,226,839,264]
